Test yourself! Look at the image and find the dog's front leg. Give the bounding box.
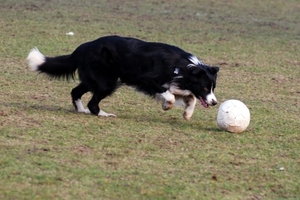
[160,90,176,111]
[182,95,196,120]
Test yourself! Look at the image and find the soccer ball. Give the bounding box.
[217,100,250,133]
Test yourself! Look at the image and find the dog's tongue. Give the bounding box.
[199,97,209,108]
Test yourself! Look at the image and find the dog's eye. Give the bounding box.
[204,87,209,91]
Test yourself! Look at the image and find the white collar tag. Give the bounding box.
[174,68,179,74]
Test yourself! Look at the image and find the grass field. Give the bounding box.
[0,0,300,199]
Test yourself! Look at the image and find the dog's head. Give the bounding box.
[187,64,219,108]
[175,56,219,108]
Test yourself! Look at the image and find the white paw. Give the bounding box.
[78,108,91,114]
[75,99,90,114]
[98,110,116,117]
[161,90,175,104]
[183,111,192,120]
[162,100,173,111]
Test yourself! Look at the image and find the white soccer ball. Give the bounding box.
[217,100,250,133]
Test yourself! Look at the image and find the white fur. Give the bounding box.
[157,90,176,111]
[206,86,217,105]
[27,47,45,71]
[160,90,175,104]
[169,84,192,96]
[169,83,217,106]
[159,84,197,117]
[183,95,197,120]
[75,99,115,117]
[173,95,197,120]
[173,68,179,74]
[187,55,203,67]
[162,82,217,119]
[75,99,90,113]
[98,110,116,117]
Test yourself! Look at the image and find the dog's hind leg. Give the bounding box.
[87,92,116,117]
[98,110,116,117]
[71,83,90,114]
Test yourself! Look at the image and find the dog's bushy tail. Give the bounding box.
[27,47,77,80]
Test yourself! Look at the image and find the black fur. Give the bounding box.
[28,35,219,117]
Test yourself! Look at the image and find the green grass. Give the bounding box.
[1,0,300,199]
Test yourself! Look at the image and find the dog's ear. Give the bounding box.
[189,66,205,75]
[189,66,219,76]
[210,66,219,74]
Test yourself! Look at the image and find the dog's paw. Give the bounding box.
[183,111,192,120]
[78,108,91,114]
[98,110,116,117]
[74,99,91,114]
[83,109,91,114]
[162,100,173,111]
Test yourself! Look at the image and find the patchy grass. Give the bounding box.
[0,0,300,199]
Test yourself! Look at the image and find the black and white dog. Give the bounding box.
[27,35,219,120]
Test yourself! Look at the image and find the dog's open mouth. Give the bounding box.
[199,97,209,108]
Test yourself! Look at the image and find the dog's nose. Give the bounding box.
[211,100,217,106]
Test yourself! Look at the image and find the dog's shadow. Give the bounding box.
[1,101,221,132]
[0,101,74,114]
[119,111,223,133]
